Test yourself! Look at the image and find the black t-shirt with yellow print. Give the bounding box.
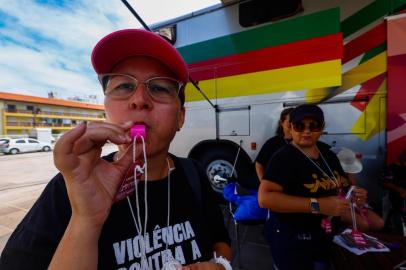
[263,143,349,231]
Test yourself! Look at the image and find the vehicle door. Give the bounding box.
[28,139,41,151]
[14,139,28,152]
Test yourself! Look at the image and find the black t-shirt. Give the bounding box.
[0,153,230,270]
[382,163,406,210]
[263,144,349,231]
[255,136,288,167]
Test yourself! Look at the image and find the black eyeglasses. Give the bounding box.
[99,73,183,103]
[292,121,324,132]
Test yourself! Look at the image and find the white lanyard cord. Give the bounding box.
[293,143,340,188]
[126,135,173,262]
[127,135,148,259]
[166,158,174,251]
[318,147,339,185]
[350,199,358,230]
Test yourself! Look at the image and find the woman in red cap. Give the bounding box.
[0,30,231,270]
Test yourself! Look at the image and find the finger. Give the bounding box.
[355,187,367,194]
[354,191,367,200]
[90,121,132,136]
[119,120,135,130]
[54,122,87,156]
[341,200,351,208]
[54,123,87,171]
[72,125,131,155]
[88,121,133,143]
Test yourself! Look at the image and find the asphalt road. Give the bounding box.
[0,144,118,253]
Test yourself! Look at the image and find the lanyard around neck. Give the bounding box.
[293,143,340,189]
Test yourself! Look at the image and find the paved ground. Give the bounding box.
[0,144,118,252]
[0,144,273,269]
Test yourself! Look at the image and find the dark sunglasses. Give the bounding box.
[292,121,324,132]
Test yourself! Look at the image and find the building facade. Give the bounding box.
[0,92,105,136]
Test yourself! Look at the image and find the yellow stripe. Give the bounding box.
[305,52,387,103]
[352,79,387,141]
[185,60,341,102]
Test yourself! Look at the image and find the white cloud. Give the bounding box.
[0,44,99,96]
[0,0,219,103]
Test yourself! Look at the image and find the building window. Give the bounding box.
[7,104,16,112]
[26,105,34,111]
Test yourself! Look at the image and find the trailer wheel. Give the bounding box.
[197,147,255,203]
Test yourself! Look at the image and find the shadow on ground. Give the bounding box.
[220,206,274,270]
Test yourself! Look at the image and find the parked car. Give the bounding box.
[0,138,52,154]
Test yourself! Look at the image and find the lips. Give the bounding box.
[132,121,149,128]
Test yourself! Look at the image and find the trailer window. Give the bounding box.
[219,106,250,136]
[239,0,303,27]
[154,25,176,45]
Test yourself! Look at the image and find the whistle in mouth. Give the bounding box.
[130,125,146,140]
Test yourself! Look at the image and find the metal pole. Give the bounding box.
[120,0,151,31]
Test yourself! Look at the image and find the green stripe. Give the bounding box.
[360,44,386,64]
[178,8,340,64]
[394,0,406,12]
[342,0,406,38]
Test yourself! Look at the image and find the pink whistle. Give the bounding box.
[130,125,146,140]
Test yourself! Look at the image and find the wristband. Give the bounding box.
[210,253,232,270]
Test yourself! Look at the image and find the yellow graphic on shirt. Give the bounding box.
[303,171,349,193]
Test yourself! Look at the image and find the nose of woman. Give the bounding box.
[128,83,153,110]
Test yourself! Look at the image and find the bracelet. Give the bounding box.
[210,253,232,270]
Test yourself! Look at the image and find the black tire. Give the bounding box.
[9,148,19,155]
[196,146,256,204]
[42,146,51,152]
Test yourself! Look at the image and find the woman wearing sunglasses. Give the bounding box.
[258,104,351,270]
[255,107,332,182]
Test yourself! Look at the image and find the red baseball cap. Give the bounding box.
[91,29,189,83]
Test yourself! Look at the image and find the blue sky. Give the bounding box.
[0,0,219,103]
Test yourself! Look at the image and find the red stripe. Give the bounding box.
[388,54,406,129]
[351,73,386,112]
[188,33,343,81]
[343,22,386,64]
